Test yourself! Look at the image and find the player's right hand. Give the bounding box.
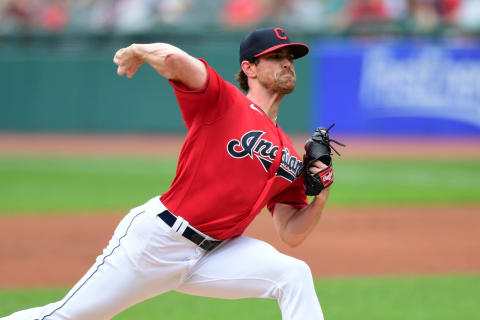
[113,44,144,79]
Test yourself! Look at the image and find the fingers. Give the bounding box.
[309,167,320,174]
[114,48,125,76]
[309,160,328,175]
[126,70,136,78]
[113,47,135,78]
[113,48,125,66]
[125,61,142,78]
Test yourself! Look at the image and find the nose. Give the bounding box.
[281,60,294,75]
[282,58,291,68]
[281,57,293,69]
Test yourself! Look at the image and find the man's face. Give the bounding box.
[255,47,296,94]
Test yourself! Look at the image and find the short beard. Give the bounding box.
[272,70,296,94]
[257,69,296,94]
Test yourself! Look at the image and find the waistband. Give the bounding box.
[157,209,222,251]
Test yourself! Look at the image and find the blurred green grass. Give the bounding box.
[0,275,478,320]
[0,155,479,215]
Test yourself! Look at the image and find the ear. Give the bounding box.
[241,60,257,79]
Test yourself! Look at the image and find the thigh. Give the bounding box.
[29,200,200,320]
[177,236,308,300]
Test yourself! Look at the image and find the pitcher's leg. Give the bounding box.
[3,250,163,320]
[2,200,197,320]
[177,236,323,320]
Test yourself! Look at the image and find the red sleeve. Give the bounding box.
[168,59,227,129]
[267,176,308,215]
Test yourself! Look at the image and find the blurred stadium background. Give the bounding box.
[1,0,480,134]
[1,1,479,320]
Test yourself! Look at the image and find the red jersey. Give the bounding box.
[160,59,308,240]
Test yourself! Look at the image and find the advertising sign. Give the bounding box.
[311,40,480,135]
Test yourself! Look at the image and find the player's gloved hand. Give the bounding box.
[302,124,345,196]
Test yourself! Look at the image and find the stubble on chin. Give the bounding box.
[257,69,296,94]
[273,73,296,94]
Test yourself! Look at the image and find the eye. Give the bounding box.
[265,53,293,61]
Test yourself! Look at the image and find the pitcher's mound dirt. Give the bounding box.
[0,207,478,288]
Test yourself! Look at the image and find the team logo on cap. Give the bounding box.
[274,28,288,40]
[226,130,302,182]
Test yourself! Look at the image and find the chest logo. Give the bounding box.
[226,131,302,182]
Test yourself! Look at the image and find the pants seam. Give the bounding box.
[36,210,146,320]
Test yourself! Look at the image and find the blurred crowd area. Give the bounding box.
[1,0,480,34]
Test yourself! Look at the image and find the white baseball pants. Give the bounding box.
[2,197,324,320]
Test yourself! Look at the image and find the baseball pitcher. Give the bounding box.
[2,27,344,320]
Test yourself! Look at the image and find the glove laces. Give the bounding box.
[313,123,346,156]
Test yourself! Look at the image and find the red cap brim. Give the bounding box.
[254,43,310,59]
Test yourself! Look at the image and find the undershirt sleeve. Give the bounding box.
[267,176,308,215]
[168,59,228,129]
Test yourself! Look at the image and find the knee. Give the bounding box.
[282,258,314,286]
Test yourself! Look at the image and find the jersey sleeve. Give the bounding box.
[267,176,309,215]
[168,58,228,129]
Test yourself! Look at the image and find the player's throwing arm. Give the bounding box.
[113,43,207,90]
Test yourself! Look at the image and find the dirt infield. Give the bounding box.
[0,207,479,287]
[1,133,480,159]
[0,133,479,288]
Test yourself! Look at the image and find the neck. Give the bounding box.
[246,88,284,123]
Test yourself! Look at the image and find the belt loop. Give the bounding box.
[198,238,207,248]
[171,216,184,233]
[173,216,189,235]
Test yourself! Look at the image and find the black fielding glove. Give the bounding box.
[303,124,346,196]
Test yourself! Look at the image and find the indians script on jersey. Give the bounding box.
[227,131,302,182]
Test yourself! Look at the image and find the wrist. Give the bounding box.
[129,43,144,58]
[314,186,331,200]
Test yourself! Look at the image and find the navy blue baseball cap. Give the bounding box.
[239,27,309,65]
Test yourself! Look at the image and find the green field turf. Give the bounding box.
[0,275,478,320]
[0,155,479,215]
